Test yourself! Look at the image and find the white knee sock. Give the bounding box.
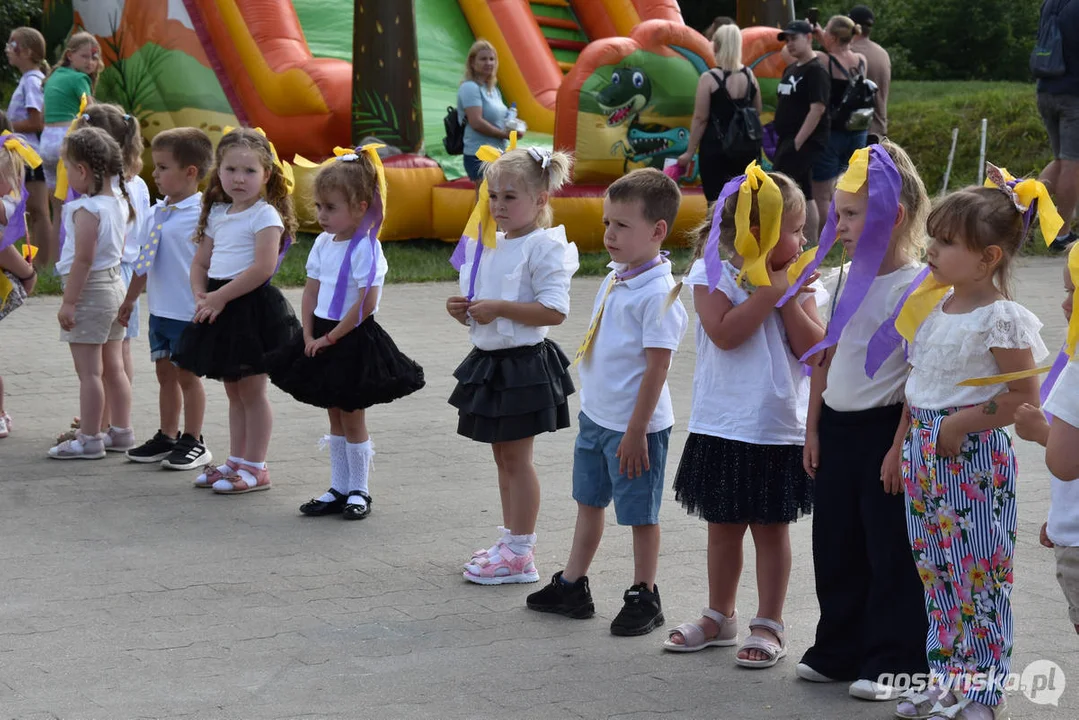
[317,435,349,502]
[506,533,536,556]
[346,439,374,506]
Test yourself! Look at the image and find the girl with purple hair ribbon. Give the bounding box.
[272,146,425,521]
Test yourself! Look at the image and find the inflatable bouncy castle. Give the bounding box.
[45,0,790,248]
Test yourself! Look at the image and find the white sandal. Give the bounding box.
[663,608,737,652]
[734,617,787,668]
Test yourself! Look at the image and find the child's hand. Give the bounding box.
[1015,403,1050,446]
[795,271,820,297]
[305,336,332,357]
[467,299,502,325]
[57,302,76,331]
[616,429,650,479]
[880,442,903,495]
[763,258,793,296]
[117,301,134,328]
[803,431,819,478]
[193,290,226,324]
[446,296,470,325]
[935,416,966,458]
[1040,521,1055,548]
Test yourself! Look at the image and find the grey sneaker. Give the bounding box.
[48,432,106,460]
[103,426,137,453]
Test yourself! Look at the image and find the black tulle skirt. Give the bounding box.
[172,279,302,381]
[271,315,425,411]
[673,433,812,524]
[448,339,575,443]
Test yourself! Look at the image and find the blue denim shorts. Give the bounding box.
[463,154,484,181]
[119,261,140,339]
[571,411,671,526]
[812,129,869,182]
[148,314,191,362]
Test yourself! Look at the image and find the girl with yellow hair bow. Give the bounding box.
[892,172,1055,720]
[272,144,426,521]
[169,126,303,495]
[447,144,581,585]
[663,164,825,666]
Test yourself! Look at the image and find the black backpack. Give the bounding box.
[1032,0,1073,79]
[828,55,877,132]
[709,68,763,157]
[443,106,465,155]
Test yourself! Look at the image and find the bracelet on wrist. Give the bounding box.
[17,268,36,281]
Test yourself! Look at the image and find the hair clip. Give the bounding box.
[527,146,551,170]
[337,153,359,162]
[81,113,91,121]
[123,114,132,120]
[985,162,1027,213]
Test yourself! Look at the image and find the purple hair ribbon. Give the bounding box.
[1040,346,1069,422]
[792,145,901,363]
[864,265,932,378]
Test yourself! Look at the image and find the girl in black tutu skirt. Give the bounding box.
[272,146,424,520]
[172,127,302,495]
[446,145,579,585]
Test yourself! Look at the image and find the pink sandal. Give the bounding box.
[463,546,540,585]
[212,463,271,494]
[194,459,239,488]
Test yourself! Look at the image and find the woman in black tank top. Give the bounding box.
[679,24,763,203]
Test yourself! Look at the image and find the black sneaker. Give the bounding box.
[161,433,213,471]
[1049,231,1077,254]
[610,582,664,636]
[526,571,595,619]
[126,430,177,463]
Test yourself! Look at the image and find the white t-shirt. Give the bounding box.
[458,225,580,351]
[146,193,201,321]
[1042,359,1079,547]
[0,196,17,233]
[823,264,923,412]
[119,175,152,264]
[205,200,284,280]
[905,297,1049,409]
[6,69,45,152]
[683,259,827,445]
[55,194,129,275]
[578,260,689,434]
[306,231,389,320]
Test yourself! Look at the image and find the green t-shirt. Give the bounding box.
[43,66,92,123]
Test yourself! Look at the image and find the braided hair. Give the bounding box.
[61,126,134,217]
[75,103,143,178]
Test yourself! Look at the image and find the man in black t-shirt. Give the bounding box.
[773,20,831,243]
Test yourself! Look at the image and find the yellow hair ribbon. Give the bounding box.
[1,131,42,169]
[786,245,820,286]
[984,165,1065,246]
[895,273,952,343]
[222,125,295,195]
[461,131,519,249]
[836,147,869,194]
[1068,242,1079,356]
[733,162,782,287]
[53,94,89,199]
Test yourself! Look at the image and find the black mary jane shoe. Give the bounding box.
[300,488,347,516]
[342,492,373,521]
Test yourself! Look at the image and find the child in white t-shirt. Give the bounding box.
[662,166,823,666]
[4,27,50,254]
[527,168,688,637]
[119,128,215,471]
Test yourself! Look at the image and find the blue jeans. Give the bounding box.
[812,129,869,182]
[463,154,484,182]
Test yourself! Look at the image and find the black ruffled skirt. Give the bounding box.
[449,339,575,443]
[271,315,425,411]
[173,279,302,381]
[673,433,812,524]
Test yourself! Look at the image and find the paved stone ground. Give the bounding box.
[0,258,1075,720]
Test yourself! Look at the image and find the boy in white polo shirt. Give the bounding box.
[118,128,214,471]
[527,168,689,636]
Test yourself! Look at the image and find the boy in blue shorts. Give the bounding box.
[527,168,689,635]
[119,127,214,471]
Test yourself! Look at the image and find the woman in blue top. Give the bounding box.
[457,40,518,181]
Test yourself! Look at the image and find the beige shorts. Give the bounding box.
[1055,545,1079,625]
[59,267,126,344]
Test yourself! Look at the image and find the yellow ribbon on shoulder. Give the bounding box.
[462,130,518,249]
[733,162,782,287]
[896,274,952,344]
[53,94,89,200]
[222,125,295,195]
[1,131,42,169]
[294,143,388,222]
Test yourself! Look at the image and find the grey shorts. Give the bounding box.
[1056,545,1079,625]
[1038,92,1079,161]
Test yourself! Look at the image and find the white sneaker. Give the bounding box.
[796,662,837,683]
[0,412,10,438]
[849,678,902,701]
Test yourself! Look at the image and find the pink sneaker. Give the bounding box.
[194,459,239,488]
[212,463,271,494]
[463,546,540,585]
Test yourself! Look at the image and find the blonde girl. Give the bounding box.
[664,166,825,668]
[46,127,133,460]
[5,27,51,261]
[447,146,579,584]
[273,147,425,519]
[171,127,302,494]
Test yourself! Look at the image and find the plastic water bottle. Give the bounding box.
[505,103,518,131]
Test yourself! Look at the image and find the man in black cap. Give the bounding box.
[849,5,891,137]
[773,20,830,243]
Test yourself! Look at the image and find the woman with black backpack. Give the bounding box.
[677,24,763,203]
[811,16,873,227]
